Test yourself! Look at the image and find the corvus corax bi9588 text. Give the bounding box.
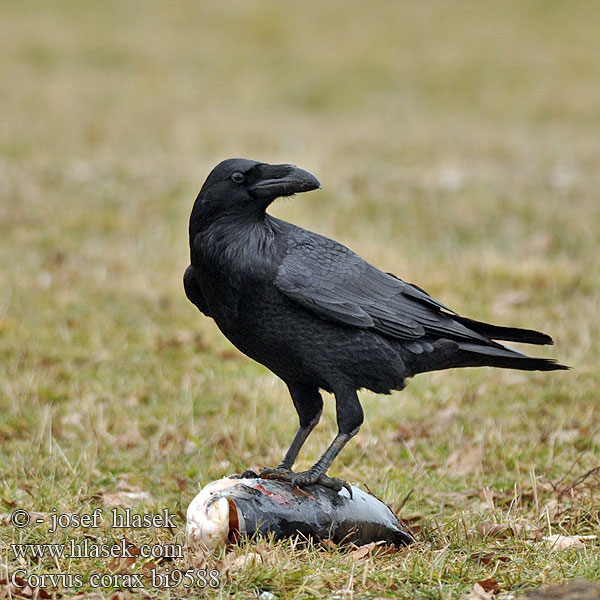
[184,158,567,491]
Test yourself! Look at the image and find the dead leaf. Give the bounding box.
[478,519,538,539]
[446,446,483,476]
[539,499,569,524]
[140,560,158,574]
[320,539,338,552]
[399,515,422,536]
[107,556,137,574]
[0,577,52,599]
[175,476,188,491]
[351,541,388,560]
[467,582,495,600]
[478,519,508,538]
[469,552,496,565]
[114,427,145,449]
[92,478,155,508]
[471,551,510,565]
[155,330,204,352]
[218,349,244,361]
[394,423,424,442]
[218,551,263,575]
[351,543,375,560]
[543,534,597,550]
[108,592,136,600]
[187,549,210,569]
[477,578,500,594]
[232,551,263,569]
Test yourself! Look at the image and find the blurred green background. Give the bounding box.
[1,1,599,597]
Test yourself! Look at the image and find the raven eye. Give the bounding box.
[231,172,244,184]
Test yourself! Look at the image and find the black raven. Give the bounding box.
[184,158,568,490]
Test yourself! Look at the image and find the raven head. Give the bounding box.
[191,159,321,228]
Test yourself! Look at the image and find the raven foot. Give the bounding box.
[259,466,351,495]
[258,466,294,481]
[229,470,259,479]
[291,470,352,495]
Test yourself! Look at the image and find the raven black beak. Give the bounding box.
[250,164,321,200]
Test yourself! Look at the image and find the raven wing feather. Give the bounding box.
[274,232,489,343]
[184,265,212,317]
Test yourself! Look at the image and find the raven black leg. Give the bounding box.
[290,387,364,491]
[260,382,322,479]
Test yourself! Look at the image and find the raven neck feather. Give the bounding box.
[192,212,281,278]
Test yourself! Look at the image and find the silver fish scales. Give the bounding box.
[186,476,414,549]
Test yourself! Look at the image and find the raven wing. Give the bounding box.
[184,265,212,317]
[274,233,486,343]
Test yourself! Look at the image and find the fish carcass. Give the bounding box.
[186,476,414,550]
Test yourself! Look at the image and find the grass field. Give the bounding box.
[1,2,599,598]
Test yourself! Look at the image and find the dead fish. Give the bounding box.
[186,476,414,550]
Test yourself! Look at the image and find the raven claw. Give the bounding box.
[229,470,259,479]
[259,468,351,496]
[259,466,294,481]
[290,471,352,497]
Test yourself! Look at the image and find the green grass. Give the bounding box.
[1,1,599,598]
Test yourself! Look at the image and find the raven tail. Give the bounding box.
[452,315,554,345]
[457,342,570,371]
